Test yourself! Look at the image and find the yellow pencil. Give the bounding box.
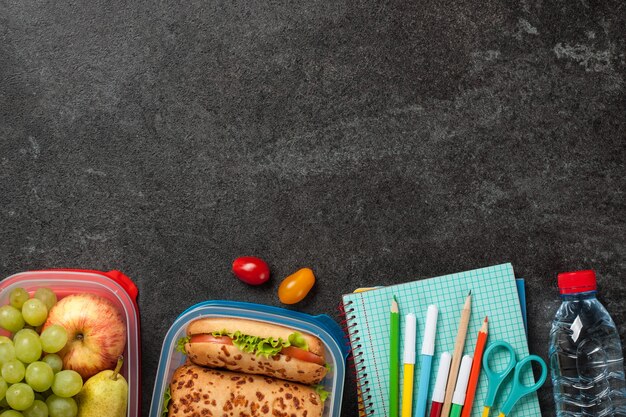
[441,291,472,417]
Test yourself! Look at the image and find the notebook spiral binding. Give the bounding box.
[339,300,374,416]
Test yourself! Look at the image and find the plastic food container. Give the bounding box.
[0,269,141,417]
[149,300,348,417]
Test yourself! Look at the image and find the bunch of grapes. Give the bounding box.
[0,288,82,417]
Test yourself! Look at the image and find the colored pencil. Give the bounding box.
[441,291,472,417]
[415,305,439,417]
[429,352,452,417]
[402,313,417,417]
[450,355,473,417]
[390,297,400,417]
[461,317,489,417]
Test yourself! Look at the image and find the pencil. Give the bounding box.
[441,291,472,417]
[401,313,417,417]
[390,297,400,417]
[460,317,489,417]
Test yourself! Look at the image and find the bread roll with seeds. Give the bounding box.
[168,363,324,417]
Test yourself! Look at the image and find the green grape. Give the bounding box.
[0,376,7,400]
[22,399,47,417]
[0,336,13,345]
[9,288,30,310]
[38,326,67,355]
[0,306,25,333]
[33,289,56,312]
[50,370,82,398]
[0,410,24,417]
[40,355,62,374]
[25,362,53,392]
[20,300,47,328]
[45,395,76,417]
[2,359,25,383]
[6,383,34,411]
[0,343,16,366]
[17,329,38,338]
[13,330,42,364]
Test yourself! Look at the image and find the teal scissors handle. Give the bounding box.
[500,354,547,416]
[482,341,517,407]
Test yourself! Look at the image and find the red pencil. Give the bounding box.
[460,316,489,417]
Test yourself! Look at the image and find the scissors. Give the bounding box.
[481,341,547,417]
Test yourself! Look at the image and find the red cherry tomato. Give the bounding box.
[278,268,315,304]
[232,256,270,285]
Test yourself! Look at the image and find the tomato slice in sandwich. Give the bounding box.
[280,346,326,366]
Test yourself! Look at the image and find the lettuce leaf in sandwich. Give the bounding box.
[175,336,190,354]
[211,329,295,358]
[161,386,171,417]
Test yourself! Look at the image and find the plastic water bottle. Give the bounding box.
[549,270,626,416]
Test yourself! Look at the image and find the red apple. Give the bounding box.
[42,293,126,380]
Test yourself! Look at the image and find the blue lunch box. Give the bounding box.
[149,300,349,417]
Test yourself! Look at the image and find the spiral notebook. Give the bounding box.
[342,263,541,417]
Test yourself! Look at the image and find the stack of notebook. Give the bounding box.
[341,263,541,417]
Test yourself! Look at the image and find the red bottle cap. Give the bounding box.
[557,270,597,294]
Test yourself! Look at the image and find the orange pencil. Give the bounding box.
[460,316,489,417]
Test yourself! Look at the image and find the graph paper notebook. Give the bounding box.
[342,263,541,417]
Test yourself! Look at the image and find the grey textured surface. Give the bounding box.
[1,0,625,416]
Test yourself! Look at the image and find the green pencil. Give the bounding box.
[389,297,400,417]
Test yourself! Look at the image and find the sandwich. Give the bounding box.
[177,317,329,385]
[167,363,324,417]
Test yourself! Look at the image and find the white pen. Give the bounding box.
[401,313,417,417]
[429,351,452,417]
[450,355,473,417]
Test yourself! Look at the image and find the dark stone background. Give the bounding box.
[1,1,624,416]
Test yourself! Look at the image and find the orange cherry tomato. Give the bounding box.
[278,268,315,304]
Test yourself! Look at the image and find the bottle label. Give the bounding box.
[570,315,583,343]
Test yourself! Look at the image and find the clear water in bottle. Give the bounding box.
[550,270,626,416]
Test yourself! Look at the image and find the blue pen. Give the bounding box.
[415,305,438,417]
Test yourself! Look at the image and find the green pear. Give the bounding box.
[77,356,128,417]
